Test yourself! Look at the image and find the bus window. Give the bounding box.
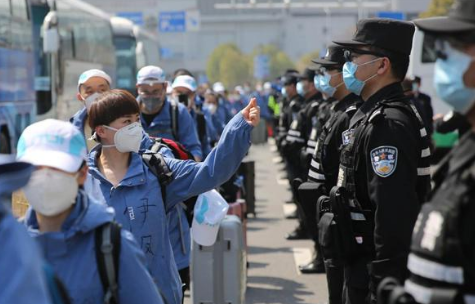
[114,36,137,92]
[421,33,437,64]
[0,0,10,47]
[11,0,32,52]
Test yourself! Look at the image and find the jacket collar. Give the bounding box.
[88,146,148,188]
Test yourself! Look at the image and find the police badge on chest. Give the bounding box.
[370,146,398,178]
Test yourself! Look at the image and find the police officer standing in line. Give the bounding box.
[299,45,362,302]
[278,71,305,192]
[397,1,475,302]
[329,19,431,303]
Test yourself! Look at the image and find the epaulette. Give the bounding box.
[345,105,357,113]
[368,109,385,123]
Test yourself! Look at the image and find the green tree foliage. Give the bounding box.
[249,44,295,81]
[296,50,321,72]
[419,0,454,18]
[206,43,294,87]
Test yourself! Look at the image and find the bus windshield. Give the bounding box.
[114,36,137,93]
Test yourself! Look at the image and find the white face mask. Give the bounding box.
[205,104,217,115]
[81,92,102,111]
[23,168,78,217]
[102,122,142,153]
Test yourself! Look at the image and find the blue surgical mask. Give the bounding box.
[297,81,305,96]
[314,75,322,92]
[281,87,287,97]
[343,58,381,96]
[320,72,344,97]
[434,42,475,114]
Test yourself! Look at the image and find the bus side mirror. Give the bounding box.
[43,29,59,53]
[42,11,59,53]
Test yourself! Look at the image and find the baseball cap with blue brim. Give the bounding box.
[77,69,112,92]
[17,119,87,173]
[137,66,167,86]
[192,189,230,246]
[172,75,197,92]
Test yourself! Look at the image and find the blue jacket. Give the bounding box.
[167,203,191,270]
[189,109,213,157]
[0,203,52,304]
[70,107,154,152]
[87,112,252,304]
[140,98,202,159]
[25,191,164,304]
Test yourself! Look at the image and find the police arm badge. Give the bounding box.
[370,146,398,178]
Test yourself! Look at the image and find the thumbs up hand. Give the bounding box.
[241,97,261,127]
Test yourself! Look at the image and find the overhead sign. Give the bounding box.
[159,11,186,33]
[376,11,406,20]
[116,12,144,26]
[254,55,270,80]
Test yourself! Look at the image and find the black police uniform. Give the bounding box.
[336,83,431,303]
[402,131,475,304]
[308,93,362,304]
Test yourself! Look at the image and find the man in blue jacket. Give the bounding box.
[0,155,52,304]
[17,119,164,304]
[136,66,203,161]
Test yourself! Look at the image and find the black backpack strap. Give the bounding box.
[95,222,121,304]
[142,148,173,211]
[196,111,207,141]
[170,100,179,140]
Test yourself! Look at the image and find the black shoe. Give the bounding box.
[299,260,326,274]
[285,227,309,240]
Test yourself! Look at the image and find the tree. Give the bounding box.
[206,43,250,88]
[248,44,295,81]
[419,0,454,18]
[296,50,322,72]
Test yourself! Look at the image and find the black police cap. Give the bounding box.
[333,18,415,56]
[299,68,316,81]
[281,70,300,86]
[414,0,475,34]
[312,45,346,68]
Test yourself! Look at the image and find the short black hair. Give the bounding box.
[368,45,409,82]
[88,89,140,130]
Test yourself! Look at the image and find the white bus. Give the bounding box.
[111,16,137,94]
[33,0,116,121]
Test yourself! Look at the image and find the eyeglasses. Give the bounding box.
[343,49,387,62]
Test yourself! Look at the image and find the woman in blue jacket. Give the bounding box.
[17,119,164,304]
[86,89,260,304]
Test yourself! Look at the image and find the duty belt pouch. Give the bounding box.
[299,182,325,238]
[350,204,374,257]
[318,211,342,259]
[329,186,355,259]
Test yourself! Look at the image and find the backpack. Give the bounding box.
[95,221,121,304]
[142,137,198,225]
[170,100,208,145]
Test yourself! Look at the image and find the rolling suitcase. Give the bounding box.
[191,215,247,304]
[227,199,247,249]
[238,160,256,217]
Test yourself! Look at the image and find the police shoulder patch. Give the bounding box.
[370,146,398,178]
[341,129,354,146]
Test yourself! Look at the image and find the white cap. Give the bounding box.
[137,66,166,85]
[213,82,225,93]
[191,190,230,246]
[172,75,197,92]
[263,82,272,90]
[17,119,87,173]
[77,69,112,92]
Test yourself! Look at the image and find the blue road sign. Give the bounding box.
[159,11,186,33]
[376,11,406,20]
[117,12,144,26]
[254,55,270,80]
